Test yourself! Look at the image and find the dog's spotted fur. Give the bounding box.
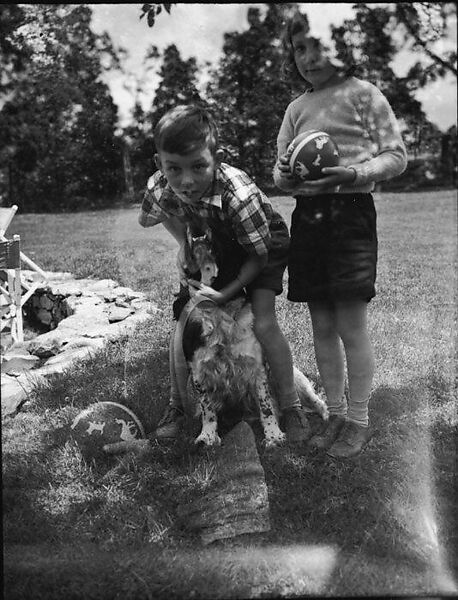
[177,225,328,447]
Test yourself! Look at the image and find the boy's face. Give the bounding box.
[292,31,337,89]
[155,145,223,205]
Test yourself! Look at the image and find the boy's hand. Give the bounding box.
[188,280,226,304]
[176,242,188,286]
[103,439,150,456]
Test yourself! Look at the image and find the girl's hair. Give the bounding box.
[154,105,219,156]
[280,11,355,92]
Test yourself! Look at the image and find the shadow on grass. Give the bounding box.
[261,381,457,595]
[3,366,457,598]
[2,323,176,547]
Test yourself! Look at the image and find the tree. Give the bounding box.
[331,3,442,158]
[149,44,203,125]
[139,3,174,28]
[394,2,457,81]
[0,4,31,96]
[130,2,455,189]
[206,4,298,186]
[0,4,124,211]
[331,3,456,186]
[120,43,204,193]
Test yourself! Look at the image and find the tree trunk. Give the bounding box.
[123,146,135,201]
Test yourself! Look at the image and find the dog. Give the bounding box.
[173,223,328,448]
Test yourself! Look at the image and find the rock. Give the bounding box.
[107,306,134,323]
[64,337,106,351]
[40,346,97,375]
[36,308,53,325]
[177,421,271,545]
[82,279,118,292]
[131,299,161,313]
[103,311,154,341]
[1,354,40,375]
[39,295,55,311]
[111,286,145,301]
[5,341,30,355]
[114,300,130,308]
[0,333,14,353]
[1,374,28,417]
[102,291,118,302]
[22,270,73,285]
[56,303,110,336]
[26,330,71,357]
[46,283,83,297]
[65,296,104,312]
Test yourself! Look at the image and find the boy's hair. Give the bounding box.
[154,105,219,155]
[281,11,355,92]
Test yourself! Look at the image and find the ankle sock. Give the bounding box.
[327,394,348,418]
[279,390,302,412]
[346,398,369,426]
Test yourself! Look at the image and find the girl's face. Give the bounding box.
[291,31,338,90]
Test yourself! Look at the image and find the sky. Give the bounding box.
[89,3,457,132]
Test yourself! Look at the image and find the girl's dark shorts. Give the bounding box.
[288,193,378,303]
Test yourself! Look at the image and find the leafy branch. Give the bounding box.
[139,3,174,28]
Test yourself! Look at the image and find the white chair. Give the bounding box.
[0,205,47,344]
[0,235,24,342]
[0,205,47,279]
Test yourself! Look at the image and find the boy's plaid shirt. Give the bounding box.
[140,163,282,257]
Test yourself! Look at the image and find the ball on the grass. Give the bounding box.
[70,401,145,460]
[287,130,339,181]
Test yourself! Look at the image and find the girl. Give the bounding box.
[274,12,407,458]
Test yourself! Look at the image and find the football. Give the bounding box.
[70,401,146,461]
[287,131,339,181]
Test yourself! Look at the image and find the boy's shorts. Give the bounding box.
[288,193,378,303]
[212,218,290,297]
[247,219,289,296]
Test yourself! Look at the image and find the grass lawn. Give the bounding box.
[2,190,457,599]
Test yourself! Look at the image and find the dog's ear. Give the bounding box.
[172,287,191,320]
[183,226,199,274]
[199,313,214,337]
[186,224,194,248]
[188,283,197,299]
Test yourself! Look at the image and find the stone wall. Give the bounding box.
[1,270,160,417]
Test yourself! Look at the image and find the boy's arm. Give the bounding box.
[139,173,184,229]
[163,218,188,286]
[138,174,189,283]
[191,183,271,304]
[190,252,267,305]
[162,216,187,245]
[139,175,166,228]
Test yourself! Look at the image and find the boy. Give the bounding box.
[139,104,309,444]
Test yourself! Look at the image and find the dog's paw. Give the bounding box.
[264,431,286,449]
[194,431,221,447]
[317,401,329,421]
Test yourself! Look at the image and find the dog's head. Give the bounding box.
[185,226,218,287]
[182,221,219,288]
[173,224,219,321]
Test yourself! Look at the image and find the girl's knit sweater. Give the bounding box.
[274,76,407,194]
